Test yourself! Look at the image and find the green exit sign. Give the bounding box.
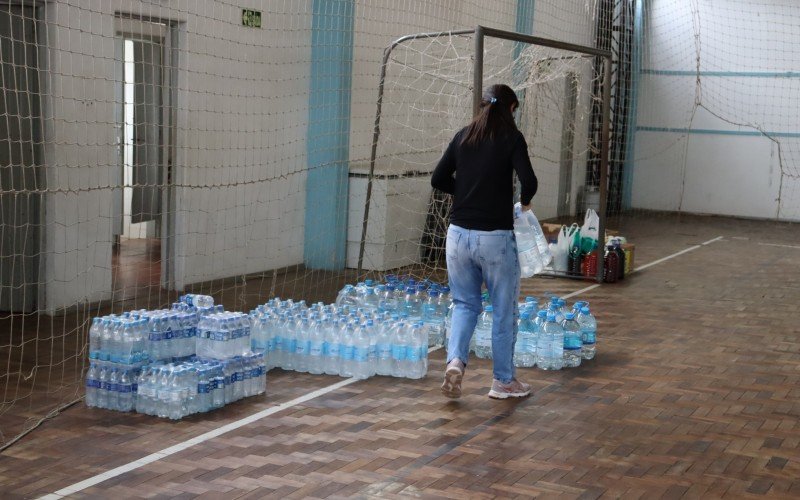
[242,9,262,28]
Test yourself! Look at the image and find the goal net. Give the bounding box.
[354,29,605,279]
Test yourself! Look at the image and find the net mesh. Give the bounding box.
[1,0,799,449]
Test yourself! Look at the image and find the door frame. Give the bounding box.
[113,14,179,291]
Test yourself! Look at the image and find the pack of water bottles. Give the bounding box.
[250,292,430,380]
[88,314,150,364]
[85,360,140,412]
[134,353,266,420]
[196,311,252,359]
[468,294,597,371]
[334,276,451,348]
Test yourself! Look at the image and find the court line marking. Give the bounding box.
[39,235,723,499]
[632,236,722,272]
[758,242,800,249]
[561,236,722,298]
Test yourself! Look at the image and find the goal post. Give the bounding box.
[357,25,612,283]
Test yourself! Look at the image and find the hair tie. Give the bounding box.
[490,97,497,104]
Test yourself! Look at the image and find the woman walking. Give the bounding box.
[431,84,538,399]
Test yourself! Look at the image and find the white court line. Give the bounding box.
[758,242,800,249]
[39,236,724,498]
[632,236,722,272]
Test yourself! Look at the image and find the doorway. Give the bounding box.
[112,16,175,302]
[0,4,42,313]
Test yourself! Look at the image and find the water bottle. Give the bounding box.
[351,322,372,380]
[294,318,310,373]
[390,320,409,378]
[118,369,134,412]
[335,284,358,307]
[184,294,214,308]
[537,312,564,370]
[85,363,99,407]
[514,208,544,277]
[374,319,393,376]
[136,368,152,414]
[282,314,298,371]
[323,317,341,376]
[168,368,184,419]
[88,318,102,360]
[149,318,163,362]
[548,298,565,325]
[513,311,536,368]
[474,305,493,359]
[406,322,428,379]
[379,283,397,313]
[361,282,380,311]
[339,322,356,378]
[107,368,120,411]
[577,306,597,360]
[562,312,582,367]
[403,286,422,322]
[307,316,325,375]
[212,365,225,409]
[422,290,445,347]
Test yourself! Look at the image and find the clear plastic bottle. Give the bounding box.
[323,317,341,376]
[390,320,409,378]
[514,207,544,277]
[422,290,445,347]
[406,322,428,379]
[403,286,422,322]
[339,321,356,378]
[118,369,134,412]
[335,284,359,307]
[100,318,113,361]
[562,312,582,368]
[294,317,310,373]
[88,318,102,360]
[135,368,151,414]
[375,318,393,376]
[352,321,372,380]
[107,368,120,411]
[474,305,494,359]
[85,363,99,407]
[537,312,564,370]
[576,306,597,360]
[513,311,536,368]
[307,316,325,375]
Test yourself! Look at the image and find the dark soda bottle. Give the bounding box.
[612,239,626,281]
[603,245,619,283]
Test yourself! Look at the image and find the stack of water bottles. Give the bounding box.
[86,313,151,412]
[134,354,265,420]
[86,293,267,418]
[470,294,597,371]
[249,275,447,380]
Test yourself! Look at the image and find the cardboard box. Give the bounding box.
[541,223,561,243]
[621,243,635,275]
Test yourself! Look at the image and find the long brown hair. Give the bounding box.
[460,84,519,146]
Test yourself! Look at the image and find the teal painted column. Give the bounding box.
[513,0,535,85]
[623,0,644,209]
[304,0,354,270]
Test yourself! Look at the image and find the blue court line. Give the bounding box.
[637,126,800,138]
[641,69,800,78]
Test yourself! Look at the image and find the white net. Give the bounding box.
[2,0,799,449]
[354,32,603,279]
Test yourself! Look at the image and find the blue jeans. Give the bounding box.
[445,224,520,383]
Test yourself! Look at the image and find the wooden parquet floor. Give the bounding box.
[1,214,799,498]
